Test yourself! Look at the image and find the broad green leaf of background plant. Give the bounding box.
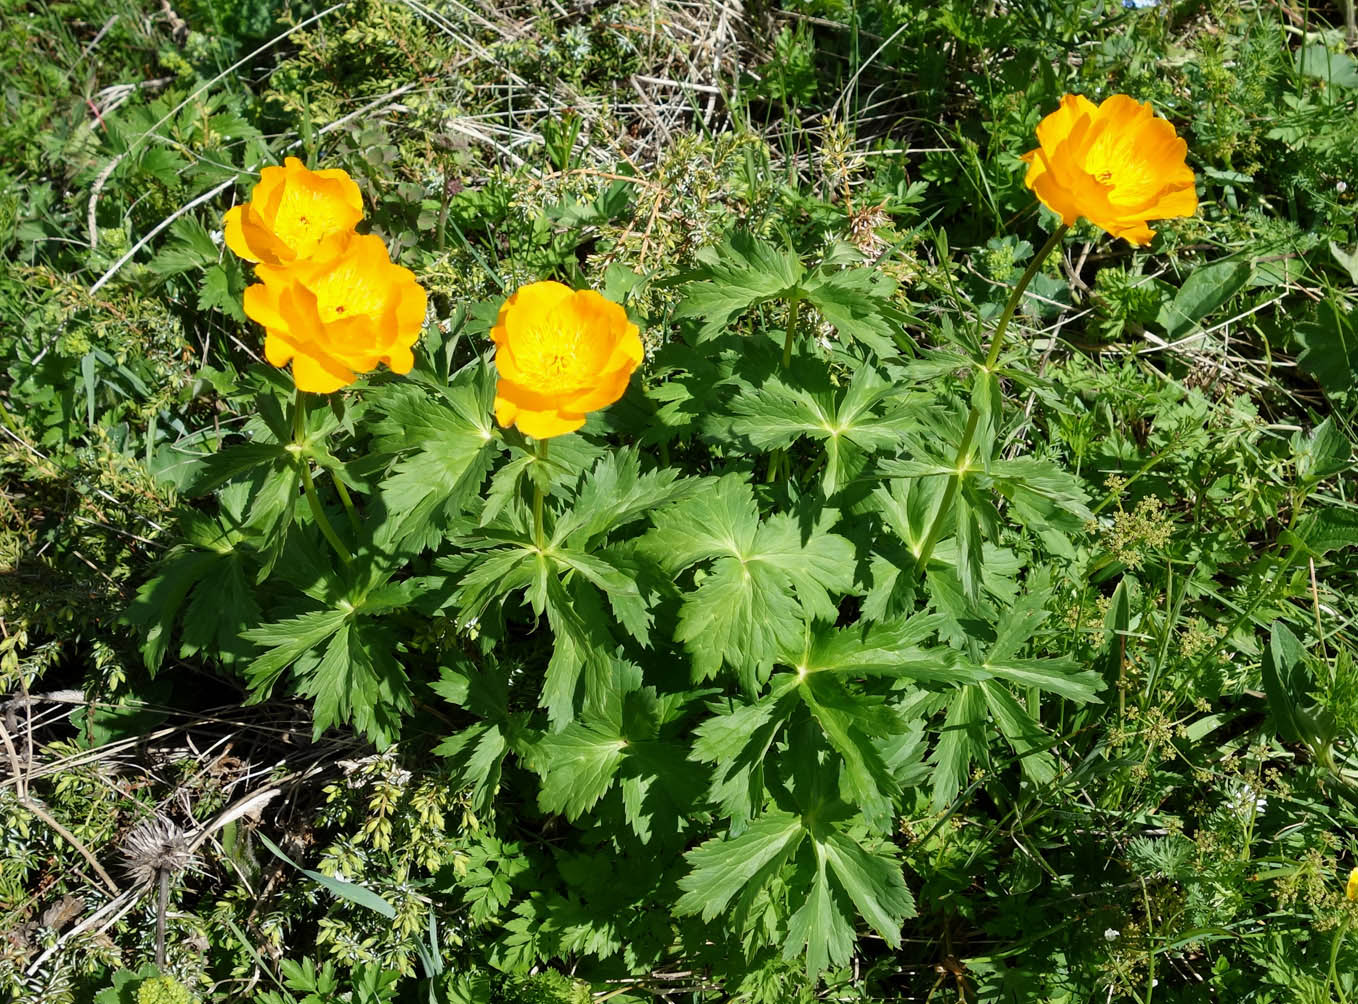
[1295,298,1357,394]
[1261,620,1337,749]
[1155,260,1253,341]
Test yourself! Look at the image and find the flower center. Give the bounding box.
[312,258,387,327]
[515,312,611,391]
[273,185,350,258]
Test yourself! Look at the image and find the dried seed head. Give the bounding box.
[121,816,194,884]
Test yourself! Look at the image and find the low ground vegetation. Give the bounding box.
[2,1,1358,1002]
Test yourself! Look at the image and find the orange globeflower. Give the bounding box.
[490,281,643,440]
[224,157,363,265]
[243,234,426,394]
[1020,94,1197,246]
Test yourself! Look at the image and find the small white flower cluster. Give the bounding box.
[1225,782,1268,819]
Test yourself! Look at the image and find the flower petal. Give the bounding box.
[291,349,356,394]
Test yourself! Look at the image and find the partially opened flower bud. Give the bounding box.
[1020,95,1197,246]
[490,281,643,439]
[243,234,427,393]
[224,156,364,265]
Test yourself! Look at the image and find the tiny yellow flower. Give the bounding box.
[490,281,643,439]
[1020,94,1198,246]
[1346,866,1358,902]
[224,157,363,265]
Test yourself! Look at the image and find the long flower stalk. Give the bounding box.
[293,389,353,566]
[766,296,802,484]
[914,224,1068,577]
[533,438,549,551]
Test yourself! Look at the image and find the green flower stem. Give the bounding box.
[533,438,549,550]
[293,389,353,566]
[913,224,1068,578]
[332,470,361,535]
[782,295,801,369]
[1330,917,1351,1004]
[766,296,802,484]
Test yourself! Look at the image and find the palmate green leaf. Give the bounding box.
[620,739,705,844]
[370,366,499,549]
[198,263,247,322]
[436,722,510,816]
[670,231,805,341]
[434,661,517,815]
[980,656,1103,702]
[125,488,267,672]
[987,571,1056,662]
[549,449,698,549]
[551,547,654,645]
[783,854,855,977]
[183,442,292,497]
[641,473,759,567]
[177,546,260,665]
[695,618,948,832]
[241,608,351,698]
[959,573,1096,704]
[146,216,218,276]
[929,685,988,809]
[683,527,851,686]
[797,676,901,832]
[292,620,412,748]
[528,661,700,841]
[861,478,949,619]
[675,810,805,922]
[241,591,413,748]
[987,458,1093,560]
[727,368,914,494]
[980,680,1057,785]
[691,686,798,823]
[541,573,619,725]
[799,265,904,357]
[674,555,801,688]
[794,614,963,682]
[818,827,913,954]
[532,723,629,819]
[642,476,854,686]
[678,803,914,974]
[125,549,217,673]
[446,546,538,625]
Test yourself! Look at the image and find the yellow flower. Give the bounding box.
[1347,866,1358,902]
[224,157,363,265]
[1020,94,1197,246]
[242,234,426,393]
[490,281,643,440]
